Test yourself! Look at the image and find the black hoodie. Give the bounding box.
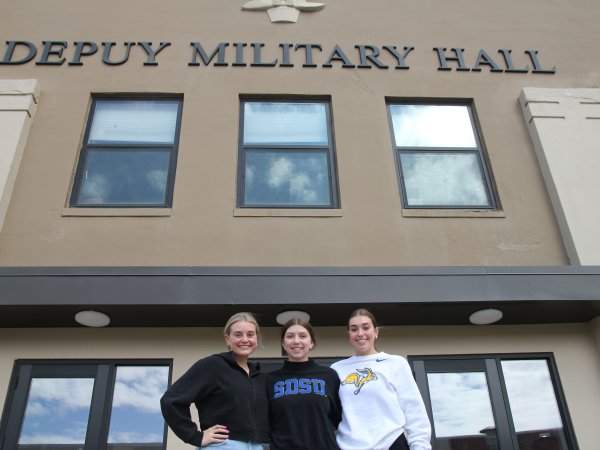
[267,359,341,450]
[160,352,269,447]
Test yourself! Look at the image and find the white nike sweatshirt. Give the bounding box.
[331,352,432,450]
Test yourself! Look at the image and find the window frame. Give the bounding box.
[236,97,340,209]
[408,353,579,450]
[386,99,498,210]
[70,95,184,208]
[0,359,172,450]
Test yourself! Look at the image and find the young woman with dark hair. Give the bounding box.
[331,309,432,450]
[267,318,342,450]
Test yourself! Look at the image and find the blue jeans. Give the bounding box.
[200,440,266,449]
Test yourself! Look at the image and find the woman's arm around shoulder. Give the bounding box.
[392,355,432,450]
[326,367,342,427]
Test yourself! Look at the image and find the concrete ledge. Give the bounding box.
[62,208,172,217]
[233,208,343,217]
[401,209,505,218]
[0,79,40,100]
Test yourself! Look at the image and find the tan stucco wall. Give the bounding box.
[592,317,600,357]
[3,0,598,266]
[520,88,600,265]
[1,324,600,449]
[0,79,38,233]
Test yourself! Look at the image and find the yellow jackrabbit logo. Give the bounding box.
[342,368,378,395]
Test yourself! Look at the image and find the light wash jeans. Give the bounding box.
[199,440,267,450]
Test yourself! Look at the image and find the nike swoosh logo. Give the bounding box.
[376,358,387,362]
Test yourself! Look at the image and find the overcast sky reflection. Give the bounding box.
[428,372,496,438]
[427,360,565,442]
[390,104,477,148]
[502,360,564,432]
[401,153,489,206]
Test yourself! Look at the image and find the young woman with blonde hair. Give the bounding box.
[161,312,269,449]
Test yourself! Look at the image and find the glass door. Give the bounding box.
[2,364,106,450]
[410,356,577,450]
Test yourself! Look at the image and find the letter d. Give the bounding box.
[1,41,37,64]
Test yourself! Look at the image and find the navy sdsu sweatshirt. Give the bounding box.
[160,351,269,447]
[267,359,342,450]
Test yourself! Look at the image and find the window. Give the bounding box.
[409,354,578,450]
[387,101,497,209]
[70,97,183,207]
[0,360,170,450]
[237,99,339,208]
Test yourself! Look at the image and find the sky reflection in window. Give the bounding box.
[107,366,169,445]
[78,150,170,205]
[501,360,564,433]
[427,372,496,439]
[390,104,477,148]
[245,151,331,206]
[400,153,490,206]
[18,378,94,445]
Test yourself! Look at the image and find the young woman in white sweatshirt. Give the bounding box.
[331,309,432,450]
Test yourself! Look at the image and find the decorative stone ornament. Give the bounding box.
[242,0,325,23]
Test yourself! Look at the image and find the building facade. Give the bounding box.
[1,0,600,449]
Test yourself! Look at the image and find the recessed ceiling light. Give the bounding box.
[75,310,111,327]
[469,308,503,325]
[275,310,310,325]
